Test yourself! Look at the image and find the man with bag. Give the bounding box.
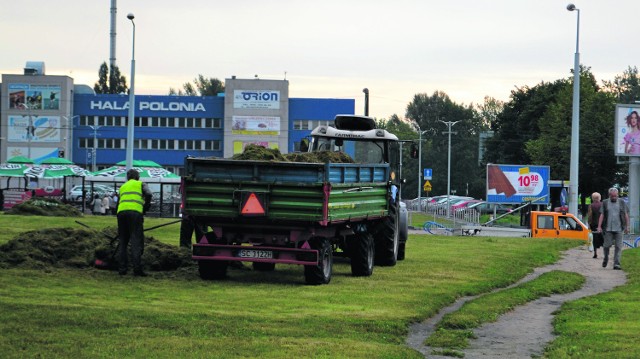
[597,187,629,270]
[117,169,153,276]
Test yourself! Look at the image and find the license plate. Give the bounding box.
[238,249,273,259]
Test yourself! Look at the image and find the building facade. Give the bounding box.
[1,72,355,174]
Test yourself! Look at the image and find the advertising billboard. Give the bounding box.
[614,104,640,156]
[8,116,61,142]
[231,116,280,135]
[8,84,60,110]
[486,164,550,204]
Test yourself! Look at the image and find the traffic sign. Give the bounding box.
[423,168,432,180]
[423,180,432,192]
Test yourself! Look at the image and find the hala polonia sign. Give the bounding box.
[486,164,550,204]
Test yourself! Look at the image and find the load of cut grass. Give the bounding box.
[0,227,194,272]
[232,144,287,161]
[233,144,354,163]
[284,150,354,163]
[6,198,82,217]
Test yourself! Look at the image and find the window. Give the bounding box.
[538,216,555,229]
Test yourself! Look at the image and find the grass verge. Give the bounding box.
[425,270,585,350]
[0,214,582,358]
[544,248,640,358]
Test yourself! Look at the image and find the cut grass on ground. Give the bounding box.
[425,270,585,352]
[0,214,581,358]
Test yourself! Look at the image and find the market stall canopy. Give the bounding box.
[39,157,74,165]
[88,165,180,183]
[7,156,35,164]
[0,163,92,178]
[115,160,162,168]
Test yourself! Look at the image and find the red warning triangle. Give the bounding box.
[241,193,265,215]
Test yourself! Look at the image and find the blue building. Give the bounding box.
[1,72,355,175]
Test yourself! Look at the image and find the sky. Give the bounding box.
[2,0,639,120]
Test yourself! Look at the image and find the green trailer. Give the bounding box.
[182,115,408,284]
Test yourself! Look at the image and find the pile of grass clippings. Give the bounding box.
[232,144,287,161]
[0,227,194,272]
[232,144,354,163]
[6,198,82,217]
[285,151,354,163]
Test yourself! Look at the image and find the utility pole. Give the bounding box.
[440,120,459,218]
[89,125,101,172]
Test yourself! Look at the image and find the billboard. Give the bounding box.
[8,116,61,142]
[231,116,280,135]
[8,84,60,110]
[614,104,640,156]
[486,164,550,204]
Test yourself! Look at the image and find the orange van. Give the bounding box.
[530,211,589,241]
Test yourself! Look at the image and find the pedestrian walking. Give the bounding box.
[117,169,152,276]
[109,193,118,215]
[101,194,109,215]
[91,194,102,215]
[587,192,604,258]
[597,187,629,270]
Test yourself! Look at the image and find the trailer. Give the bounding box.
[181,115,409,284]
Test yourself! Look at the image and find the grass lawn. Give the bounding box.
[0,213,638,358]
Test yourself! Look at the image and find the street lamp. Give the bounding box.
[126,12,136,170]
[61,115,80,160]
[440,120,459,218]
[567,3,580,216]
[416,125,429,213]
[88,125,102,172]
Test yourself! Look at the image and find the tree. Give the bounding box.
[169,75,224,96]
[525,67,620,201]
[602,66,640,104]
[405,91,485,199]
[93,62,128,94]
[484,79,567,165]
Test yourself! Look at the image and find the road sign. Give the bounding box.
[423,168,432,180]
[423,180,432,192]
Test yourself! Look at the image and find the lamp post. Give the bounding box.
[567,3,580,216]
[61,115,80,161]
[88,125,102,172]
[126,12,136,170]
[440,120,459,218]
[417,126,429,213]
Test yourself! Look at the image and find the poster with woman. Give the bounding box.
[615,104,640,156]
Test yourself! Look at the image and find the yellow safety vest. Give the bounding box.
[118,180,144,213]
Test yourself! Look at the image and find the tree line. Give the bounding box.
[382,66,640,205]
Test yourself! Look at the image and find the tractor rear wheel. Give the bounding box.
[350,232,374,276]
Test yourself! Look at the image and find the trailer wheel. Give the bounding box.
[198,260,228,280]
[350,232,374,276]
[253,262,276,271]
[374,203,398,266]
[304,238,332,285]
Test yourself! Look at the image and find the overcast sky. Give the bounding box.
[1,0,638,119]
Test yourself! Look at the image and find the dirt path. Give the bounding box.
[406,246,628,358]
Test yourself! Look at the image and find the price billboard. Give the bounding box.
[486,164,550,204]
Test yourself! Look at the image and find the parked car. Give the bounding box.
[67,184,115,202]
[452,199,483,212]
[466,201,513,215]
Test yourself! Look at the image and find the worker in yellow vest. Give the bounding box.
[117,169,152,276]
